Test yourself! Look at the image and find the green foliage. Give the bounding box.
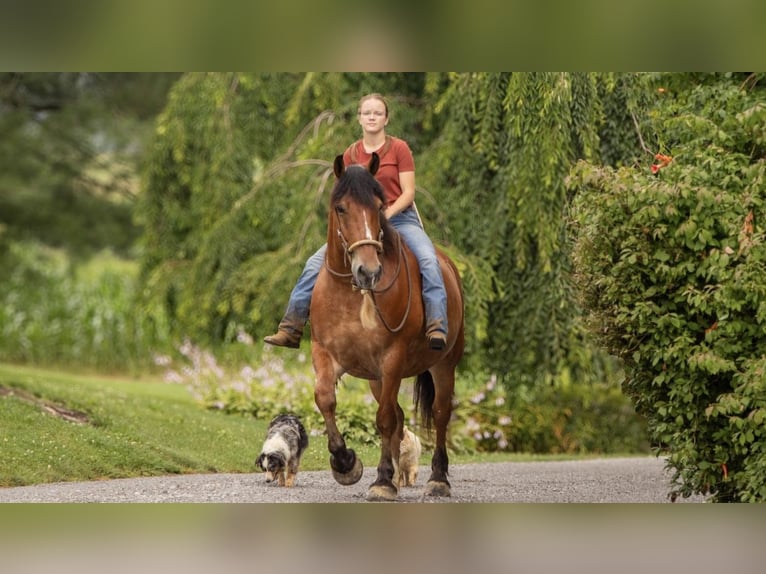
[159,342,382,448]
[0,184,139,258]
[138,73,297,341]
[570,74,766,501]
[0,240,172,371]
[450,371,648,455]
[595,73,650,167]
[137,72,441,345]
[0,73,175,259]
[420,73,616,383]
[160,341,648,457]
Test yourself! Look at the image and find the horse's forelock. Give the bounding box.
[331,165,397,254]
[332,165,385,208]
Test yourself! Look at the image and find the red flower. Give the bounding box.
[651,153,672,174]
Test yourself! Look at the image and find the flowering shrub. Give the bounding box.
[157,339,381,446]
[450,372,649,455]
[158,339,648,458]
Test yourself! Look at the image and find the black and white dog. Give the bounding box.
[255,413,309,487]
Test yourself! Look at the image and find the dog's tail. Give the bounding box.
[413,371,435,433]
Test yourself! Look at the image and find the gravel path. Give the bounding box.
[0,456,704,503]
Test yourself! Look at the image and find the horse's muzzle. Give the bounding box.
[352,262,382,290]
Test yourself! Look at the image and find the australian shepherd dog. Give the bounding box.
[255,413,309,487]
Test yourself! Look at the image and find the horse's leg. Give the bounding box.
[368,378,404,491]
[392,400,405,489]
[368,378,381,402]
[312,345,363,485]
[424,363,456,497]
[366,376,404,502]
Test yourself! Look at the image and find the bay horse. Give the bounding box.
[309,153,465,501]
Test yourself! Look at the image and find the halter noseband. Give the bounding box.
[345,236,384,254]
[332,222,384,282]
[334,208,385,257]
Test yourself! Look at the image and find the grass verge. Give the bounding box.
[0,363,276,487]
[0,363,599,488]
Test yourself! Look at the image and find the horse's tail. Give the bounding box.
[413,371,435,433]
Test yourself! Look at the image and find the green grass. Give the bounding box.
[0,363,266,486]
[0,363,597,488]
[0,363,400,486]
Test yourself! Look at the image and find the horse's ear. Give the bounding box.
[369,152,380,176]
[333,155,345,178]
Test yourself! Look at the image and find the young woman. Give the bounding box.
[264,93,448,350]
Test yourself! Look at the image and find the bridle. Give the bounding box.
[327,204,384,273]
[324,209,413,333]
[339,228,384,258]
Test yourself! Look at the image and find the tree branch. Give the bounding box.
[630,109,654,156]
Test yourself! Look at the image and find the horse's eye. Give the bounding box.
[335,205,346,215]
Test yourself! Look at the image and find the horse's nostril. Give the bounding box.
[353,264,381,289]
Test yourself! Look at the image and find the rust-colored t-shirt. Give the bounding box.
[343,136,415,206]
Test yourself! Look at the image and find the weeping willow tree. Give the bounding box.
[418,72,642,383]
[136,71,645,386]
[136,72,438,345]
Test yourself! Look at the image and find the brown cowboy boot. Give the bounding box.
[263,323,303,349]
[426,320,447,351]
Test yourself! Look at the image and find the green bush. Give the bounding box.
[450,372,649,455]
[0,241,172,371]
[162,341,648,457]
[570,77,766,501]
[159,342,381,447]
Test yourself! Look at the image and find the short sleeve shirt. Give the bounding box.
[343,136,415,206]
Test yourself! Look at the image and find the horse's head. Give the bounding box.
[330,153,393,290]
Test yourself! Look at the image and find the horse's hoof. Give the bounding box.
[330,453,364,486]
[425,480,451,497]
[366,483,398,502]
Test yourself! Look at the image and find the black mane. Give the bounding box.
[331,165,397,253]
[332,164,385,207]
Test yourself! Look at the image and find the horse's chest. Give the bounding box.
[313,316,386,377]
[325,325,380,361]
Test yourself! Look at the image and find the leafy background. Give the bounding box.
[2,72,764,500]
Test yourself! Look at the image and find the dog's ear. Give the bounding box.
[255,453,266,471]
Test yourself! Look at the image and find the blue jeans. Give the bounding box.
[280,207,448,335]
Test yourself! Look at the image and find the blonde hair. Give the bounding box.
[358,93,389,118]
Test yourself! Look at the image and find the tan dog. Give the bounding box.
[396,426,422,488]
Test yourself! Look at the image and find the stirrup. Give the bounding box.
[428,331,447,351]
